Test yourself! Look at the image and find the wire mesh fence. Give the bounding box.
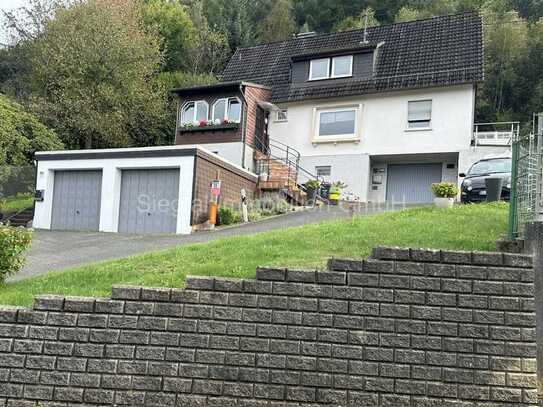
[508,130,543,239]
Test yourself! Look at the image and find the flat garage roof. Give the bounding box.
[35,145,258,182]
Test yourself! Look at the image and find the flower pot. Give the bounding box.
[329,191,341,205]
[434,197,454,209]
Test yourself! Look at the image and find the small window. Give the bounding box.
[318,109,356,138]
[309,58,330,81]
[276,109,288,122]
[316,166,331,177]
[181,101,208,124]
[331,55,353,78]
[408,100,432,129]
[212,97,241,122]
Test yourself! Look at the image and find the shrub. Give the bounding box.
[218,207,242,226]
[0,225,32,283]
[251,193,292,215]
[431,182,459,198]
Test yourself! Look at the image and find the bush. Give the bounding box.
[0,225,32,283]
[251,193,292,215]
[431,182,459,198]
[218,207,242,226]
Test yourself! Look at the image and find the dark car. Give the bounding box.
[460,157,511,203]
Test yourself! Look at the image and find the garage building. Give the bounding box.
[34,146,257,234]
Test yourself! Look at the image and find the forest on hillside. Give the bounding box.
[0,0,542,151]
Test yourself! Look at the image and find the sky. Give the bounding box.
[0,0,30,44]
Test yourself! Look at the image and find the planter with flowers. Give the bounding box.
[179,118,240,132]
[431,182,458,208]
[329,181,347,205]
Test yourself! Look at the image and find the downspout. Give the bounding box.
[239,83,248,169]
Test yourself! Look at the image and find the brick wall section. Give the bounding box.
[243,85,271,148]
[0,247,536,406]
[192,151,257,224]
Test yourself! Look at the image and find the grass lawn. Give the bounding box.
[0,203,508,306]
[1,193,33,214]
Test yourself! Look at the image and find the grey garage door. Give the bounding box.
[386,163,442,203]
[51,170,102,231]
[118,169,180,234]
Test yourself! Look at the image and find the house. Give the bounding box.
[173,12,514,203]
[33,13,514,235]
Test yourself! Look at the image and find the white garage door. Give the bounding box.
[51,170,102,231]
[118,169,180,234]
[386,163,442,203]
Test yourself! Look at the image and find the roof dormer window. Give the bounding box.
[308,55,353,81]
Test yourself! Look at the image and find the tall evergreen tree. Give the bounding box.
[260,0,297,42]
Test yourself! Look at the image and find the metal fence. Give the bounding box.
[508,115,543,239]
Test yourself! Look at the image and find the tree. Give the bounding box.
[394,6,424,23]
[0,94,63,194]
[17,0,167,149]
[260,0,297,42]
[476,0,528,121]
[333,7,380,32]
[185,0,230,75]
[140,0,195,72]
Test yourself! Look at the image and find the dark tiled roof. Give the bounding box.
[220,13,483,103]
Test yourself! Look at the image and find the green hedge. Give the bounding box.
[0,225,32,283]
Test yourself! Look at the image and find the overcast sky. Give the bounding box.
[0,0,29,44]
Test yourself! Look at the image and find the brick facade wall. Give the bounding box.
[0,247,536,406]
[243,85,271,149]
[192,151,257,224]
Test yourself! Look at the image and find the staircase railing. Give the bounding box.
[254,134,325,199]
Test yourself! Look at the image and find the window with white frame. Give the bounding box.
[407,100,432,129]
[309,58,330,81]
[212,97,241,122]
[275,109,288,122]
[315,166,331,177]
[309,55,353,81]
[331,55,353,78]
[180,101,208,124]
[316,107,357,139]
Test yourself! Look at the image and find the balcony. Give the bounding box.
[473,122,519,147]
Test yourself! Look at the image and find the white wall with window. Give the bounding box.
[309,55,353,81]
[267,84,475,201]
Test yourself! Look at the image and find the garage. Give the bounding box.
[34,146,258,235]
[386,163,442,203]
[51,170,102,231]
[118,169,180,234]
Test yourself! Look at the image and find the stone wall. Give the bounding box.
[0,247,537,406]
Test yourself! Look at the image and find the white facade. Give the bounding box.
[268,84,505,202]
[179,142,255,172]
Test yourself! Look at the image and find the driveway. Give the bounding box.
[17,202,411,281]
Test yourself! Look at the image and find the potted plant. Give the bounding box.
[329,181,347,205]
[431,182,458,208]
[305,179,321,204]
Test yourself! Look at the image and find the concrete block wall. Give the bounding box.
[0,247,537,406]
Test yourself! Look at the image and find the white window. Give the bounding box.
[180,101,208,124]
[331,55,353,78]
[309,55,353,81]
[316,166,331,177]
[309,58,330,81]
[212,97,241,122]
[317,108,357,139]
[408,100,432,129]
[275,109,288,122]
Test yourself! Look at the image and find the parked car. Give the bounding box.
[460,157,512,203]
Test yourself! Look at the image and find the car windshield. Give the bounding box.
[468,158,511,176]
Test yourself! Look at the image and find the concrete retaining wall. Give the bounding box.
[0,247,537,406]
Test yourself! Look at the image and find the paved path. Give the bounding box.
[17,203,410,281]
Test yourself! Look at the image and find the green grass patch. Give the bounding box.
[1,193,33,214]
[0,203,508,306]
